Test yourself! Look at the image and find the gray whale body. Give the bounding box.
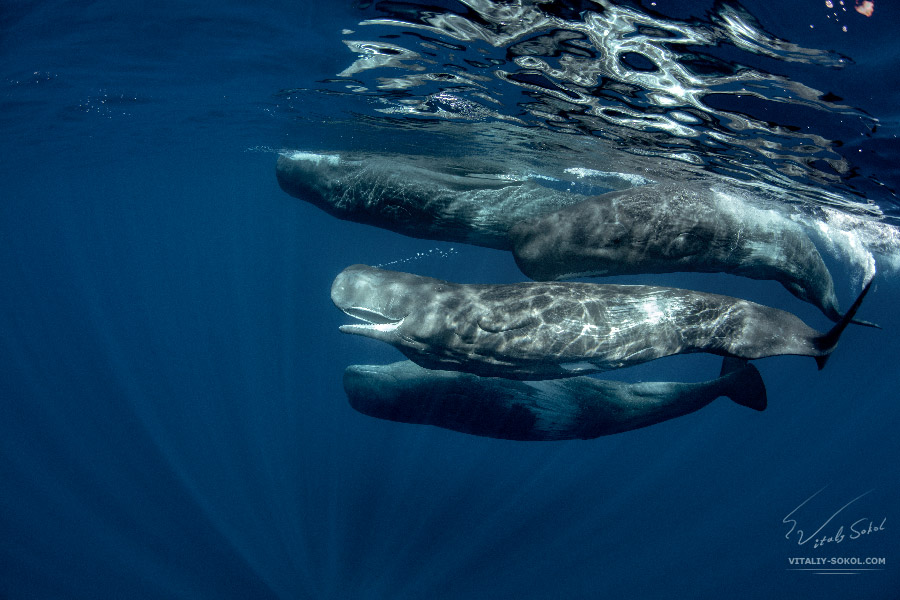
[510,183,866,325]
[344,359,766,441]
[331,264,872,380]
[277,151,869,323]
[276,151,591,250]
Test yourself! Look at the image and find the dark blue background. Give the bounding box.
[2,2,897,598]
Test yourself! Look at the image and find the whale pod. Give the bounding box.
[278,152,873,325]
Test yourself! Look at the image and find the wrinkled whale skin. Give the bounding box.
[510,183,849,322]
[276,151,589,250]
[331,265,870,380]
[279,154,864,324]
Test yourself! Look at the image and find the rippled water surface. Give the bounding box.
[311,5,890,182]
[277,0,899,279]
[2,1,898,599]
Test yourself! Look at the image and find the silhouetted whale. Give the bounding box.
[331,264,872,380]
[275,150,598,250]
[343,358,766,441]
[510,183,872,325]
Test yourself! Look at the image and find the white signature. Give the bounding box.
[783,486,886,548]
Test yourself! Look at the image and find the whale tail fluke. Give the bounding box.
[814,277,875,370]
[719,357,767,411]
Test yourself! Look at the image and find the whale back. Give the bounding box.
[509,183,848,322]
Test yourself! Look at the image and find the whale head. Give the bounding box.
[276,151,439,231]
[343,361,441,420]
[330,265,604,378]
[276,151,348,211]
[342,363,410,417]
[330,264,434,345]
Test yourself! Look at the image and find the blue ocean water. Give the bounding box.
[1,1,898,598]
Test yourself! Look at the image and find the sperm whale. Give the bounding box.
[344,358,766,441]
[276,150,588,250]
[279,152,869,324]
[510,183,874,326]
[331,264,872,380]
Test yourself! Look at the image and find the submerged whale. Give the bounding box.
[510,183,872,325]
[331,264,872,380]
[279,152,869,324]
[344,358,766,441]
[276,151,590,250]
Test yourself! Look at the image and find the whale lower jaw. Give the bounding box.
[338,306,404,338]
[339,322,401,336]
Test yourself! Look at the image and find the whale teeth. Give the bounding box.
[339,306,403,337]
[344,307,398,325]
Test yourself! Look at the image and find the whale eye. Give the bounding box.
[664,232,706,257]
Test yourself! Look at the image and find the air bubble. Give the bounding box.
[375,247,459,268]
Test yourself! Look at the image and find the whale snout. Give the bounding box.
[343,362,432,421]
[343,364,396,417]
[330,264,382,309]
[331,265,412,341]
[276,152,342,198]
[343,364,388,394]
[276,151,372,217]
